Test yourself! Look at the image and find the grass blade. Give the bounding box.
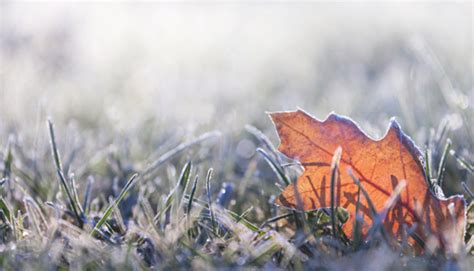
[348,169,377,215]
[450,149,474,174]
[352,186,363,250]
[153,163,193,227]
[330,147,342,239]
[172,162,192,223]
[82,176,94,215]
[235,206,253,224]
[0,197,11,223]
[348,169,390,241]
[48,119,64,173]
[91,173,139,236]
[187,175,199,215]
[366,180,406,241]
[462,182,474,200]
[206,168,217,235]
[260,212,293,228]
[424,147,432,187]
[24,198,42,235]
[2,136,13,194]
[436,138,451,187]
[176,162,192,210]
[245,125,280,161]
[153,186,177,226]
[70,174,84,215]
[257,148,290,186]
[48,119,84,227]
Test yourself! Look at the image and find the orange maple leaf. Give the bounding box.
[270,109,465,252]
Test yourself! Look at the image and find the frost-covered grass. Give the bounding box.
[0,108,472,270]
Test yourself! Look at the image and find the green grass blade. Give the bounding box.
[70,174,84,215]
[186,174,200,239]
[436,138,451,187]
[187,175,199,215]
[424,146,432,187]
[257,148,290,186]
[58,167,83,226]
[177,161,192,209]
[235,206,253,223]
[153,162,193,226]
[226,209,261,233]
[47,119,64,173]
[206,168,217,234]
[260,212,293,228]
[245,125,279,160]
[91,173,139,236]
[330,147,342,239]
[172,162,192,224]
[3,138,13,178]
[2,136,13,194]
[352,186,363,250]
[82,176,94,215]
[48,119,84,227]
[0,197,11,222]
[462,182,474,200]
[450,149,474,174]
[153,188,175,226]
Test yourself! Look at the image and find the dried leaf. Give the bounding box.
[270,109,465,251]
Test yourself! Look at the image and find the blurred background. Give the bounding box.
[0,2,472,195]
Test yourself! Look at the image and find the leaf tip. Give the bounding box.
[388,117,402,133]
